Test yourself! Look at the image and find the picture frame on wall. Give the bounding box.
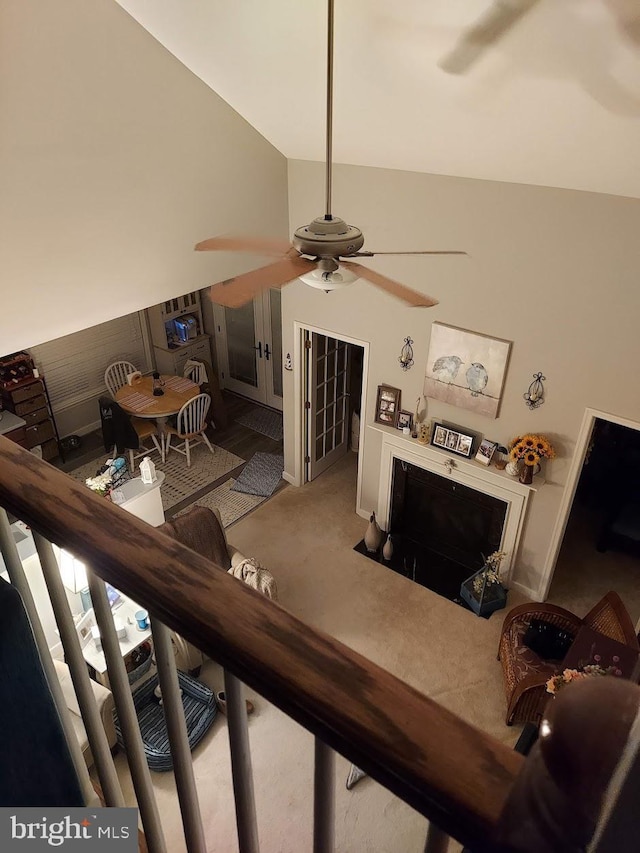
[423,322,512,419]
[375,384,401,427]
[431,422,475,458]
[396,410,413,431]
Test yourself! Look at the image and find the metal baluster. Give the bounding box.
[0,511,95,805]
[151,619,206,853]
[313,739,335,853]
[32,531,124,808]
[88,570,167,853]
[224,669,260,853]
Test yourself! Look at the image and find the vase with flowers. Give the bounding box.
[509,434,556,485]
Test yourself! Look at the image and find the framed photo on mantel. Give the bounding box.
[375,384,401,427]
[431,422,474,458]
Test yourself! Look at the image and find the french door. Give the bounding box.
[306,332,351,481]
[213,289,283,411]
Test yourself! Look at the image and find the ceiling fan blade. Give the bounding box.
[209,256,317,308]
[439,0,540,75]
[341,262,438,308]
[195,235,292,257]
[345,250,467,257]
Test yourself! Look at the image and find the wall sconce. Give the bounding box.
[524,372,546,409]
[398,337,414,371]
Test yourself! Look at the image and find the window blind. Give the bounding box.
[30,312,151,413]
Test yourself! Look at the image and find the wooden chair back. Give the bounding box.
[175,393,211,438]
[104,361,137,398]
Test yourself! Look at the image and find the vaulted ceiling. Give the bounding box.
[115,0,640,198]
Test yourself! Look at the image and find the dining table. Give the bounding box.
[115,374,200,457]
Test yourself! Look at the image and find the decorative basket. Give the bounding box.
[460,569,507,618]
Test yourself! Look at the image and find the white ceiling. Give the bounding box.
[115,0,640,198]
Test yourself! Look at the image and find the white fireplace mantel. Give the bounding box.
[371,425,534,585]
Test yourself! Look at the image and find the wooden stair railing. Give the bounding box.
[0,436,522,849]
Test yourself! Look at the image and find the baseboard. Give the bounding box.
[282,471,298,486]
[74,419,101,437]
[511,579,540,601]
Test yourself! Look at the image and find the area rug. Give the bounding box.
[68,443,244,512]
[236,407,283,442]
[231,452,284,498]
[175,479,266,528]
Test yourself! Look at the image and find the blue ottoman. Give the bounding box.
[115,670,217,772]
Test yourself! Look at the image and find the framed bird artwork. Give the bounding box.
[423,323,512,418]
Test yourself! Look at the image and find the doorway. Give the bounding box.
[542,409,640,621]
[212,289,283,411]
[304,331,364,482]
[291,323,368,512]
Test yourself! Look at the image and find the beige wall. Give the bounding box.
[283,159,640,598]
[0,0,288,354]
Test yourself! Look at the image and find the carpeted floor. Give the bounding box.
[108,453,528,853]
[235,407,284,442]
[69,443,244,512]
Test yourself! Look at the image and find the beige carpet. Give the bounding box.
[109,452,532,853]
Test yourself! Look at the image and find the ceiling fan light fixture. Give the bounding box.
[299,265,359,291]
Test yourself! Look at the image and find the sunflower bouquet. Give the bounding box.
[509,434,556,468]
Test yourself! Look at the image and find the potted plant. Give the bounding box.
[460,550,508,617]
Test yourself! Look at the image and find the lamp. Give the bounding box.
[299,265,358,292]
[59,549,91,611]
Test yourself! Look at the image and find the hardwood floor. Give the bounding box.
[55,392,286,519]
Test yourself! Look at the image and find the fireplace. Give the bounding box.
[374,430,532,598]
[387,459,507,599]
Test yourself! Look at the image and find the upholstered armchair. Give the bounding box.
[498,591,639,726]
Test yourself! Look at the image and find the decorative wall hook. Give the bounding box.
[398,337,414,371]
[524,372,546,409]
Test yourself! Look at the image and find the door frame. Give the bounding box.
[211,291,283,410]
[540,407,640,601]
[290,321,369,515]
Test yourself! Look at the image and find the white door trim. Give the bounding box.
[540,407,640,601]
[290,321,369,516]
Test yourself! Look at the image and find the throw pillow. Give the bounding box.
[523,619,574,661]
[160,506,231,570]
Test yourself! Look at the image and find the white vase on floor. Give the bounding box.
[383,534,394,561]
[364,512,383,553]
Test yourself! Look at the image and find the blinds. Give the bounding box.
[30,312,151,413]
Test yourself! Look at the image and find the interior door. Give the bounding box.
[307,332,350,481]
[213,290,283,410]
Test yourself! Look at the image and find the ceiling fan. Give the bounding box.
[439,0,540,75]
[195,0,466,309]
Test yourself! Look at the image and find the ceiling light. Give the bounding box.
[298,265,359,292]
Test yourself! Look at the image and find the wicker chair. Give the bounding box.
[498,591,639,726]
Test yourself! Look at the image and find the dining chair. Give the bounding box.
[164,393,214,467]
[183,360,207,386]
[104,361,138,398]
[98,396,161,472]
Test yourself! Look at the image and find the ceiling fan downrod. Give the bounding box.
[324,0,335,221]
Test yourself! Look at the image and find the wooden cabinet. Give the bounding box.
[0,353,60,460]
[146,290,212,377]
[153,335,212,376]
